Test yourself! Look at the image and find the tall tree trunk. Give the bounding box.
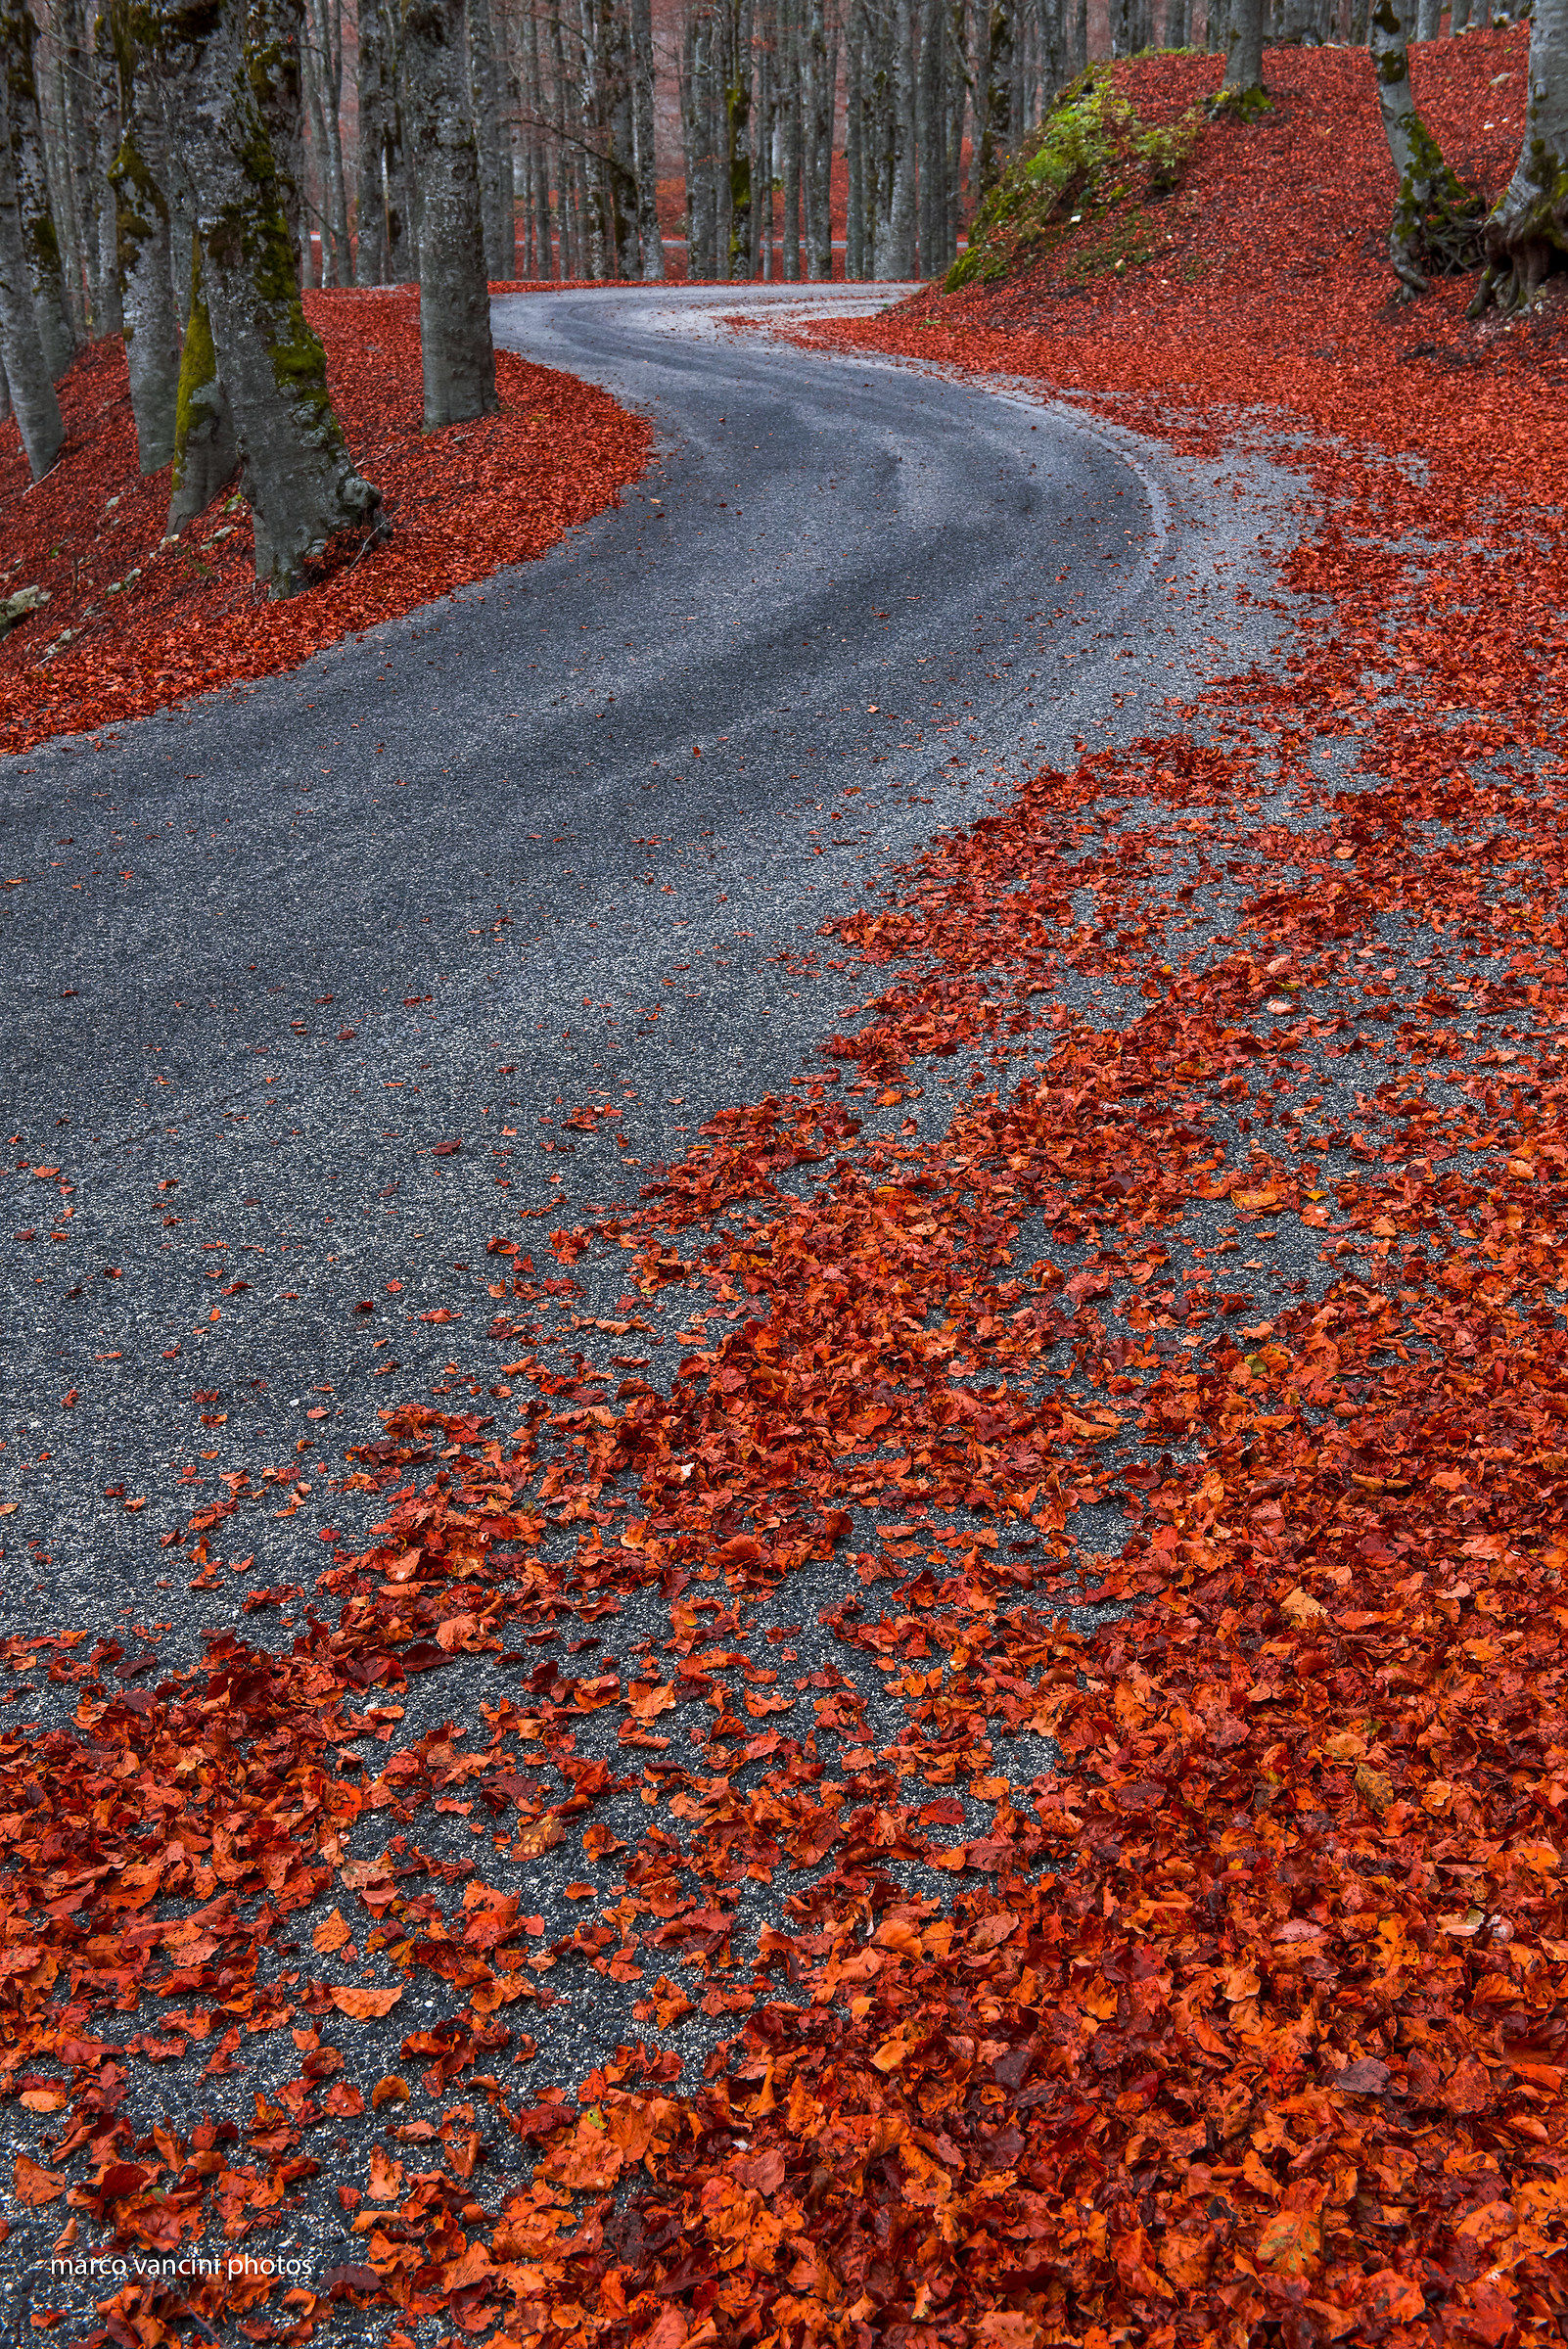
[978,0,1009,187]
[551,2,580,271]
[55,0,99,331]
[727,0,755,273]
[0,44,64,477]
[1414,0,1439,30]
[1369,0,1479,295]
[167,241,239,527]
[777,0,800,275]
[945,0,968,259]
[711,0,731,272]
[881,0,914,271]
[252,0,307,281]
[1221,0,1264,88]
[685,2,716,273]
[91,5,123,337]
[803,0,831,274]
[758,3,773,273]
[1469,0,1567,310]
[385,19,418,275]
[628,0,664,273]
[3,0,78,378]
[40,14,86,337]
[107,2,180,471]
[404,0,499,415]
[156,0,381,591]
[302,0,349,278]
[467,0,512,274]
[356,0,392,281]
[845,0,864,275]
[917,0,942,273]
[576,0,607,275]
[607,0,636,274]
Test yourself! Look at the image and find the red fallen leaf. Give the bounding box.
[355,1301,376,1314]
[432,1139,462,1157]
[13,2155,67,2204]
[1334,2056,1390,2094]
[327,1985,403,2019]
[321,2266,382,2300]
[419,1308,459,1323]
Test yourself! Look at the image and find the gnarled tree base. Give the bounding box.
[1467,205,1568,318]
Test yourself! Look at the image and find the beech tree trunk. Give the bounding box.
[0,46,64,478]
[467,0,513,275]
[156,0,381,591]
[107,3,181,473]
[252,0,307,282]
[404,0,498,422]
[302,0,348,279]
[802,0,831,275]
[1470,0,1568,312]
[1369,0,1480,295]
[1221,0,1265,90]
[629,0,665,273]
[167,242,239,529]
[92,8,124,338]
[880,0,915,272]
[356,0,392,282]
[979,0,1010,186]
[3,0,78,379]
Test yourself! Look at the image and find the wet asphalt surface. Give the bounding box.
[0,282,1321,2319]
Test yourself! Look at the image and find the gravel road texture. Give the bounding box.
[0,282,1379,2325]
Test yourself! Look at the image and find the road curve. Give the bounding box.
[0,282,1291,1653]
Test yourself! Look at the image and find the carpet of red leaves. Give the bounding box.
[7,35,1568,2349]
[0,288,650,757]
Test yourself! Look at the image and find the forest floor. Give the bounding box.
[4,30,1568,2349]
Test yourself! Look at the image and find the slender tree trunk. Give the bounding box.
[1221,0,1264,87]
[525,3,554,275]
[356,0,392,280]
[845,0,864,274]
[978,0,1008,186]
[551,2,579,271]
[1414,0,1439,30]
[710,0,730,273]
[41,16,86,337]
[917,0,943,272]
[385,20,418,275]
[302,0,349,277]
[880,0,914,271]
[777,0,800,274]
[1369,0,1479,294]
[56,0,99,331]
[167,241,239,527]
[0,46,64,477]
[607,0,636,274]
[404,0,499,409]
[727,0,755,273]
[628,0,665,273]
[758,0,773,275]
[1469,0,1567,310]
[91,7,124,337]
[803,0,831,274]
[946,0,968,258]
[156,0,382,589]
[576,0,606,274]
[107,3,180,471]
[467,0,513,273]
[3,0,78,379]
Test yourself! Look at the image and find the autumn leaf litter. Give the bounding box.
[5,32,1568,2349]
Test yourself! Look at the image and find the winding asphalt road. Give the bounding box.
[0,282,1319,2317]
[0,283,1296,1665]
